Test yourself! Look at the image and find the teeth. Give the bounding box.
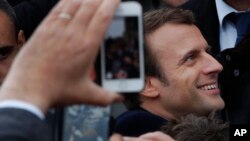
[200,84,217,90]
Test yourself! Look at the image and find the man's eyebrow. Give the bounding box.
[178,48,199,65]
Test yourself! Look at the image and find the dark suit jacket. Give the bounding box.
[7,0,24,6]
[114,107,167,137]
[0,108,52,141]
[181,0,250,124]
[218,34,250,124]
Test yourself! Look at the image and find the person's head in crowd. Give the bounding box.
[161,113,229,141]
[0,0,25,85]
[125,8,224,120]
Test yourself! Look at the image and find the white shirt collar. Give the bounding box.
[0,100,45,120]
[215,0,237,26]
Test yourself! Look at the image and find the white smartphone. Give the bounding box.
[101,1,144,93]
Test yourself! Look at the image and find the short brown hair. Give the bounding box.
[161,114,229,141]
[144,8,195,84]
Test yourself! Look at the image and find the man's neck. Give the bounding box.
[224,0,250,11]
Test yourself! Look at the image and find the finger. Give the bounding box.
[110,134,143,141]
[80,81,123,106]
[123,137,151,141]
[139,132,175,141]
[123,137,141,141]
[84,0,120,53]
[69,0,102,31]
[34,0,82,34]
[55,0,82,26]
[40,0,73,24]
[81,0,120,63]
[109,134,124,141]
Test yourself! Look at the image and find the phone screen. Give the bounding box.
[103,16,140,80]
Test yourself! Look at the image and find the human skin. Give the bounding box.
[160,0,189,7]
[110,132,175,141]
[0,11,25,84]
[224,0,250,11]
[0,0,122,113]
[141,23,224,120]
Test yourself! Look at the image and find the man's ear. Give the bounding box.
[17,30,26,48]
[141,77,160,98]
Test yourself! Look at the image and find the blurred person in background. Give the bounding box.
[0,0,25,85]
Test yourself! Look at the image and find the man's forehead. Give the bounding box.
[146,23,207,59]
[0,10,14,27]
[0,11,16,46]
[0,10,9,19]
[0,11,15,33]
[146,24,198,48]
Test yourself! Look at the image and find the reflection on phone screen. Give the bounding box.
[104,17,140,79]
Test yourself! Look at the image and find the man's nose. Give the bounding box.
[203,54,223,75]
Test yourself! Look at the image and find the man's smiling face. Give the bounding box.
[146,23,225,118]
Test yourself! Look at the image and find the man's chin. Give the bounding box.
[217,100,225,110]
[209,99,225,113]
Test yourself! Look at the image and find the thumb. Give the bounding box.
[80,81,123,106]
[110,134,141,141]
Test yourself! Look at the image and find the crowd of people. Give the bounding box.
[0,0,249,141]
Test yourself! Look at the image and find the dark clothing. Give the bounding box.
[7,0,24,6]
[218,34,250,124]
[114,107,167,137]
[180,0,220,57]
[0,108,52,141]
[13,0,59,38]
[181,0,250,124]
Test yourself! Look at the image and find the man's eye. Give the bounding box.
[0,47,13,60]
[184,54,197,66]
[185,55,195,62]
